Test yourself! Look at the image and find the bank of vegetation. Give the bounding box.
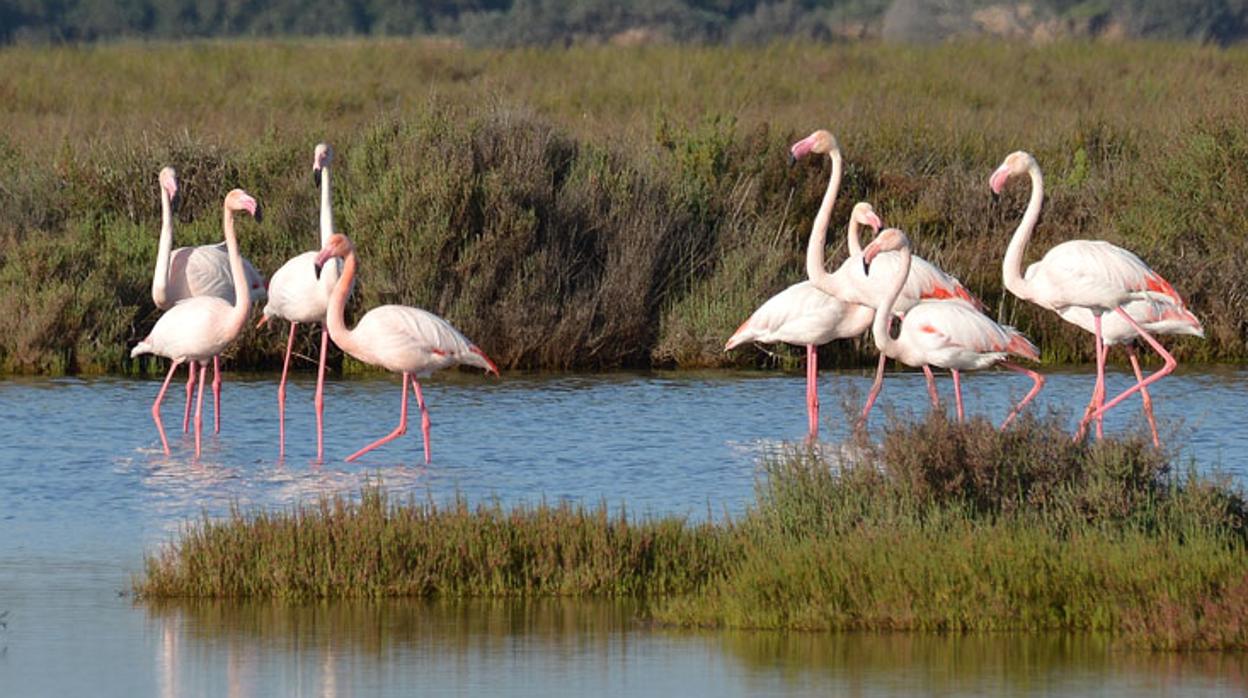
[137,413,1248,650]
[1,41,1244,374]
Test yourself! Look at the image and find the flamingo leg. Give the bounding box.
[345,373,409,463]
[922,365,940,408]
[1126,344,1162,448]
[1090,307,1177,422]
[412,377,432,465]
[998,361,1046,430]
[277,321,298,459]
[858,351,889,428]
[1076,314,1107,442]
[194,362,207,459]
[315,325,329,464]
[805,344,819,441]
[212,355,222,434]
[1095,335,1107,439]
[182,360,196,433]
[951,369,964,422]
[151,358,185,456]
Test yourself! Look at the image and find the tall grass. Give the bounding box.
[2,40,1245,373]
[137,413,1248,649]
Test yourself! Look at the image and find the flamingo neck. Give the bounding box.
[872,245,912,356]
[319,164,333,247]
[325,248,357,355]
[152,188,174,308]
[222,204,251,334]
[1003,161,1044,301]
[847,216,865,257]
[805,148,842,285]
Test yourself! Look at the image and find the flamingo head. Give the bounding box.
[225,189,262,223]
[313,142,333,187]
[861,227,909,275]
[314,233,354,279]
[159,167,179,211]
[788,129,838,165]
[990,151,1035,195]
[851,201,883,235]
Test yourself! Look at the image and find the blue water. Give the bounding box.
[1,367,1246,696]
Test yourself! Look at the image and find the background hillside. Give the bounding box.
[2,1,1247,46]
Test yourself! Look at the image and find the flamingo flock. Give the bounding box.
[133,133,1199,462]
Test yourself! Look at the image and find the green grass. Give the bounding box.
[1,40,1245,374]
[137,413,1248,650]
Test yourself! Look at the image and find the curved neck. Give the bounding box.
[325,248,358,354]
[847,216,865,257]
[222,205,251,333]
[152,188,174,308]
[319,164,333,247]
[1002,162,1044,301]
[872,245,912,355]
[805,148,842,284]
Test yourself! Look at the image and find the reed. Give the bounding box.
[137,413,1248,649]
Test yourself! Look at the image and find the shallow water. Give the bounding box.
[1,367,1246,696]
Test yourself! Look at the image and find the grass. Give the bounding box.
[137,412,1248,650]
[1,40,1245,374]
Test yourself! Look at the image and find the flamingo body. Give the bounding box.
[822,250,981,315]
[1019,240,1180,314]
[1058,297,1203,345]
[726,281,873,350]
[889,300,1038,371]
[262,250,341,324]
[347,305,498,377]
[133,297,248,363]
[161,244,267,308]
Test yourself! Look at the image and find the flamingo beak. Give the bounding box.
[170,190,181,213]
[787,152,797,167]
[313,261,323,279]
[313,166,322,188]
[253,202,264,224]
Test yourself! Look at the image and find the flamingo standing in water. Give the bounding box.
[864,228,1044,428]
[312,234,498,464]
[791,129,982,425]
[725,202,881,439]
[133,189,262,457]
[150,167,266,436]
[990,151,1193,441]
[259,143,345,462]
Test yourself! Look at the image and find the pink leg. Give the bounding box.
[922,365,940,408]
[1090,308,1177,421]
[998,361,1046,430]
[412,377,432,465]
[951,369,964,422]
[1095,336,1107,439]
[858,351,889,428]
[346,374,409,462]
[277,321,297,459]
[182,360,195,433]
[805,344,819,441]
[151,359,185,455]
[194,362,207,459]
[1076,314,1108,442]
[1126,344,1161,449]
[212,356,222,434]
[315,326,329,463]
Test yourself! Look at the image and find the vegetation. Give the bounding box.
[1,40,1244,374]
[138,412,1248,650]
[4,0,1248,46]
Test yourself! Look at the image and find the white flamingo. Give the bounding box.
[313,234,499,464]
[258,143,345,462]
[133,189,262,457]
[864,228,1044,428]
[150,167,266,436]
[991,151,1193,442]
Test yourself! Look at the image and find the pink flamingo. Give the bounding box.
[150,167,266,436]
[133,189,262,457]
[864,228,1045,428]
[313,234,499,464]
[725,202,881,439]
[990,151,1192,441]
[792,129,982,423]
[1058,301,1203,447]
[258,143,345,462]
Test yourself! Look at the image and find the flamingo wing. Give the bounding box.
[1029,240,1183,310]
[263,251,341,323]
[727,281,872,349]
[170,244,267,305]
[901,301,1037,368]
[352,305,496,376]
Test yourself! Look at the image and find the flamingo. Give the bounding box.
[150,167,267,436]
[990,151,1192,442]
[725,202,881,439]
[258,143,345,462]
[312,234,499,464]
[863,228,1044,428]
[133,189,262,457]
[792,129,982,423]
[1058,301,1203,447]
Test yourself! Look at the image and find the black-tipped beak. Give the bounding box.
[253,204,263,224]
[313,167,322,188]
[171,192,181,213]
[862,257,871,275]
[991,191,1000,205]
[787,152,797,167]
[313,261,323,279]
